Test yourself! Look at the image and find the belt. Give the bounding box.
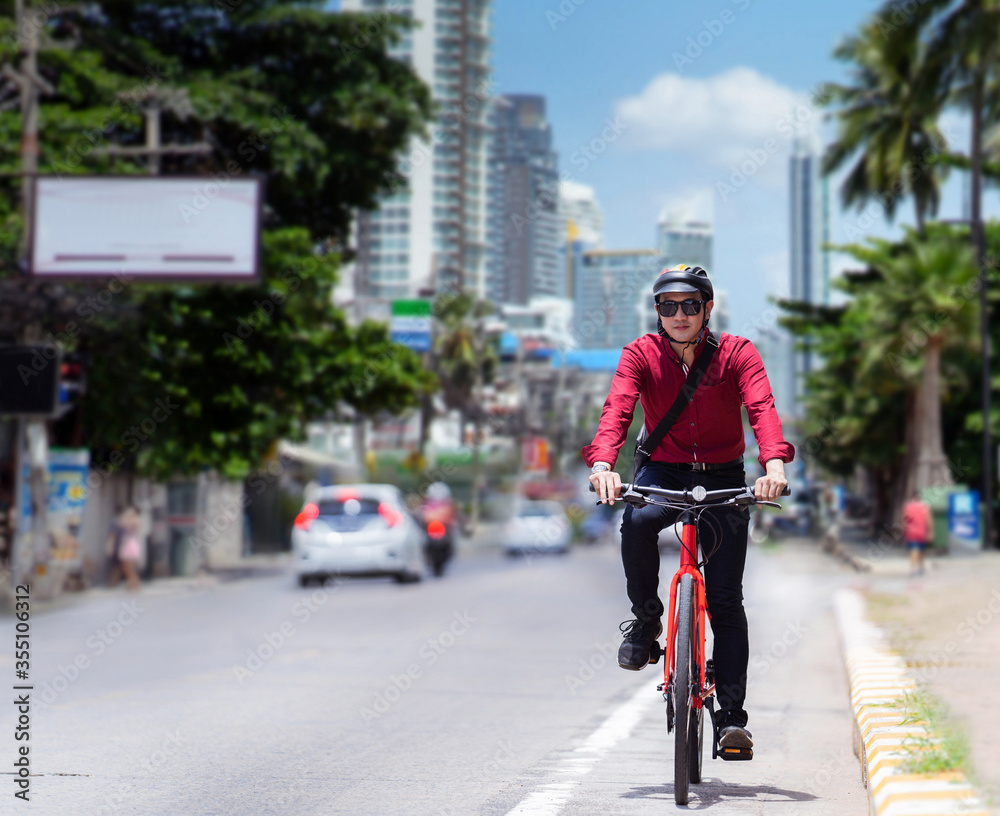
[660,458,744,473]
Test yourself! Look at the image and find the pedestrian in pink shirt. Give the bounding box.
[902,491,932,576]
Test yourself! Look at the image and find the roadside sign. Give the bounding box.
[30,176,262,281]
[948,490,980,544]
[391,299,432,352]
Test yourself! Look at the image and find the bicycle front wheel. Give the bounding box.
[673,573,694,805]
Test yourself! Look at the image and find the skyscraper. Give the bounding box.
[341,0,493,304]
[657,212,713,270]
[559,181,605,250]
[790,134,826,307]
[486,94,560,305]
[789,133,828,409]
[575,249,664,349]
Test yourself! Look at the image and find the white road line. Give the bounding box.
[504,682,657,816]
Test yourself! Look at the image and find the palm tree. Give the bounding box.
[878,0,1000,543]
[840,226,979,507]
[822,17,948,233]
[432,290,498,531]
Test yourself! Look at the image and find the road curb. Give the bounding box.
[834,589,989,816]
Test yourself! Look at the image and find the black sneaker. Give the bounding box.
[718,724,753,749]
[617,618,663,670]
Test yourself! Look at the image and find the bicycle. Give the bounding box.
[593,481,787,805]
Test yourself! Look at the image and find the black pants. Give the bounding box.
[621,462,750,727]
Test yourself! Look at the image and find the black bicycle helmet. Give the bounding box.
[651,264,714,302]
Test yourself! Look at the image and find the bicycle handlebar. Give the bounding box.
[588,481,790,507]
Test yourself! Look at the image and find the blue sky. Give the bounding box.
[330,1,997,336]
[490,0,997,336]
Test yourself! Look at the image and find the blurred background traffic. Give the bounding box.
[0,0,997,602]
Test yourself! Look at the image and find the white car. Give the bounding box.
[502,501,571,556]
[291,484,424,586]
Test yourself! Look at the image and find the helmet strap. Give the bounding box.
[658,314,710,356]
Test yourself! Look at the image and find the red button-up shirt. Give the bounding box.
[582,332,794,472]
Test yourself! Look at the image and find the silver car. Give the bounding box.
[291,484,424,586]
[501,500,571,556]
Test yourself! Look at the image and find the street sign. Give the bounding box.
[948,490,981,546]
[30,176,262,281]
[391,299,432,352]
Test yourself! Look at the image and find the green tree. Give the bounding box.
[432,290,498,529]
[781,226,981,525]
[0,1,436,478]
[877,0,1000,251]
[821,17,948,233]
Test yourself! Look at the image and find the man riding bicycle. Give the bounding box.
[584,264,793,751]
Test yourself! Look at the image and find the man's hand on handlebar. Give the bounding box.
[589,463,621,505]
[754,458,789,503]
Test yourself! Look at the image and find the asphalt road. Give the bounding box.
[2,536,866,815]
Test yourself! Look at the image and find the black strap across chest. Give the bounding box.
[635,331,720,463]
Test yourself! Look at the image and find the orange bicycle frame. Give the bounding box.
[662,511,714,708]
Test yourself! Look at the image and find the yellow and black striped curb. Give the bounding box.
[834,589,989,816]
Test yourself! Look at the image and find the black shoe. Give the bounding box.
[617,618,663,670]
[718,725,753,749]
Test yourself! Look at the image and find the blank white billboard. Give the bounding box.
[30,176,262,281]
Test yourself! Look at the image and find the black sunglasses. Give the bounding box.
[656,299,704,317]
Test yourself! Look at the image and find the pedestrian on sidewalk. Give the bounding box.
[106,505,142,591]
[902,491,932,577]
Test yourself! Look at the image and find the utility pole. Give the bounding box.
[94,88,210,173]
[971,76,992,551]
[5,0,56,589]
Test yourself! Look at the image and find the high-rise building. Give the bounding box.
[575,249,664,349]
[557,181,603,305]
[486,94,560,305]
[657,212,713,270]
[341,0,492,304]
[650,213,727,333]
[789,133,829,410]
[559,181,604,249]
[790,134,826,307]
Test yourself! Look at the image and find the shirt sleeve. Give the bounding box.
[581,344,645,469]
[730,338,795,471]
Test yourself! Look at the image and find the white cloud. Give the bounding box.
[655,186,715,226]
[615,67,815,169]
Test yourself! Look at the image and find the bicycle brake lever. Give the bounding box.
[757,500,782,509]
[620,486,647,507]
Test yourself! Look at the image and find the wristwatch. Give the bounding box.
[591,463,610,474]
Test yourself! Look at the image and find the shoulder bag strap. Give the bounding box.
[636,331,720,461]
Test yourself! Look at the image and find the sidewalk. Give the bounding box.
[826,525,1000,813]
[0,554,293,616]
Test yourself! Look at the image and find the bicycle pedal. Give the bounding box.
[648,642,662,664]
[718,746,753,761]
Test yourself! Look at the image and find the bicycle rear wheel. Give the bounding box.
[673,574,694,805]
